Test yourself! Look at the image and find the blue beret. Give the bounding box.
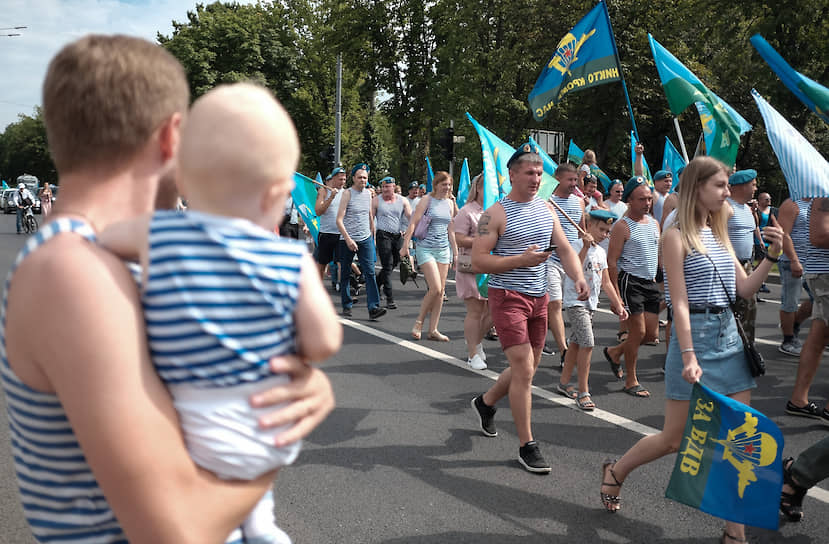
[350,163,370,177]
[381,176,396,185]
[588,209,618,224]
[654,170,672,181]
[324,173,333,181]
[729,169,757,186]
[418,184,426,189]
[330,167,345,177]
[622,176,651,203]
[506,142,540,169]
[409,181,419,189]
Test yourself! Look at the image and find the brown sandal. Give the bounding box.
[600,459,622,513]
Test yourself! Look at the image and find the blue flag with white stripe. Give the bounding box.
[662,136,687,191]
[426,157,435,192]
[752,89,829,200]
[751,35,829,124]
[457,158,471,208]
[291,172,321,243]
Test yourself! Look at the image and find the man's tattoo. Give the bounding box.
[477,213,491,235]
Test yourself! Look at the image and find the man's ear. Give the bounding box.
[158,112,183,163]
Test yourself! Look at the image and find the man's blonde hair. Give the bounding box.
[43,34,189,175]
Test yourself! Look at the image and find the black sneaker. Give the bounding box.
[822,408,829,427]
[559,349,567,370]
[386,300,397,310]
[785,400,822,419]
[341,307,352,317]
[542,342,555,356]
[471,395,497,437]
[518,440,551,474]
[368,307,387,321]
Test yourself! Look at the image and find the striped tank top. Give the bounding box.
[727,198,756,262]
[618,215,660,280]
[489,197,555,297]
[341,187,372,242]
[549,193,582,265]
[375,195,406,234]
[418,197,452,249]
[1,219,129,543]
[317,188,343,234]
[780,198,811,264]
[665,227,735,308]
[144,211,303,388]
[805,199,829,274]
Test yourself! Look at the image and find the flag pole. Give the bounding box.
[673,117,690,163]
[602,0,639,142]
[310,178,333,191]
[548,197,588,237]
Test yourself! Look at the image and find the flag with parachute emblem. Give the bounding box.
[752,89,829,200]
[694,101,751,162]
[751,34,829,124]
[291,172,321,244]
[457,158,471,208]
[528,1,622,121]
[665,382,783,530]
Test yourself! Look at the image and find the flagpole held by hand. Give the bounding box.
[310,178,333,192]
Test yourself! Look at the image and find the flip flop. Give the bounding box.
[623,384,650,398]
[603,347,623,380]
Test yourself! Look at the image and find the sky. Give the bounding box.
[0,0,226,131]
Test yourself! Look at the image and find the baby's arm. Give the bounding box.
[97,214,152,267]
[294,253,342,363]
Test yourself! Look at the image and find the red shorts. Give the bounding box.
[488,288,549,350]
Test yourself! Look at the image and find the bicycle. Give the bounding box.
[21,204,38,234]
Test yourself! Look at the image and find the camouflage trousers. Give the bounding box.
[734,261,757,343]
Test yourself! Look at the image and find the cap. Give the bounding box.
[17,183,25,189]
[506,142,540,169]
[418,184,426,190]
[622,176,650,203]
[350,163,370,177]
[729,169,757,186]
[380,176,396,185]
[588,209,618,224]
[653,170,672,181]
[408,181,419,190]
[330,167,345,177]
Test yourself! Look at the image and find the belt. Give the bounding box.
[688,306,728,314]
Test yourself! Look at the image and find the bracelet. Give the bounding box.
[681,348,695,353]
[764,253,779,263]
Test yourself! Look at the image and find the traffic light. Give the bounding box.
[441,127,455,162]
[319,145,335,168]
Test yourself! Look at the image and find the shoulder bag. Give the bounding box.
[413,197,432,240]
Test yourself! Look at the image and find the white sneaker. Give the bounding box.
[467,354,487,370]
[476,343,486,361]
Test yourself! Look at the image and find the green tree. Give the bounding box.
[0,108,56,186]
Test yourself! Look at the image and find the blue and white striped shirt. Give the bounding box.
[666,227,735,307]
[727,198,756,262]
[489,197,555,297]
[417,197,452,249]
[618,215,660,281]
[781,198,811,264]
[549,194,582,265]
[144,211,303,388]
[341,187,372,243]
[375,195,406,234]
[805,199,829,274]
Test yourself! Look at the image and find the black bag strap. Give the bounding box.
[703,253,737,312]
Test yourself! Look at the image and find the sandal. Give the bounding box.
[577,392,595,411]
[556,383,577,399]
[721,530,748,544]
[600,459,622,513]
[428,330,449,342]
[780,456,807,522]
[623,384,651,398]
[603,347,623,380]
[411,320,423,340]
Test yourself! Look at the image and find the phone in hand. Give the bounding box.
[542,245,557,252]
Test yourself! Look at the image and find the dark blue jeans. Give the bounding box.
[339,236,380,311]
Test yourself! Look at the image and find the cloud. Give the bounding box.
[0,0,208,130]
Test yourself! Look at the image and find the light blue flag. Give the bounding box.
[457,158,471,208]
[751,34,829,124]
[752,89,829,200]
[426,157,435,192]
[568,139,584,164]
[291,172,321,243]
[1,180,7,190]
[565,139,612,190]
[631,131,652,185]
[466,112,513,210]
[528,136,559,200]
[662,136,687,191]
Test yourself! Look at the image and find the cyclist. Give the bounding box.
[12,183,35,234]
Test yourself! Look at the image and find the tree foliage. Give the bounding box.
[0,108,56,186]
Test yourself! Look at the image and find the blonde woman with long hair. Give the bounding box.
[599,157,783,544]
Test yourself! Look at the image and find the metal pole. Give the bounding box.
[448,120,454,178]
[673,117,690,163]
[334,54,342,166]
[602,0,639,141]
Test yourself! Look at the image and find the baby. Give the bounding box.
[100,82,341,543]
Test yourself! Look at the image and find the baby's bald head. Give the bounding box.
[178,82,299,212]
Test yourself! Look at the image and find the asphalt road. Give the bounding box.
[0,213,826,544]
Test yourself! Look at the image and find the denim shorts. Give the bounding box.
[416,244,451,265]
[779,260,804,313]
[664,308,756,400]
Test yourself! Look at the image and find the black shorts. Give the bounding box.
[617,270,662,315]
[314,232,340,264]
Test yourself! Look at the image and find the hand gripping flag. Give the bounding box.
[752,89,829,200]
[666,382,783,530]
[528,1,621,121]
[457,158,471,208]
[648,34,750,167]
[751,34,829,124]
[630,131,653,184]
[291,172,321,244]
[662,137,686,191]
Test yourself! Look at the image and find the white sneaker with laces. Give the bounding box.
[778,340,802,357]
[467,354,487,370]
[476,343,486,361]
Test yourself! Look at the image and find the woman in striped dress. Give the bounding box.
[599,157,783,544]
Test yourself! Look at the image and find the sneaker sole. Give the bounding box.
[778,346,801,357]
[518,457,551,474]
[785,408,822,419]
[470,397,497,437]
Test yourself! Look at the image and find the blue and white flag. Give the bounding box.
[457,158,471,208]
[426,157,435,192]
[662,136,687,191]
[752,89,829,200]
[291,172,321,243]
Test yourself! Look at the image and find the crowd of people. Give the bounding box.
[0,34,826,544]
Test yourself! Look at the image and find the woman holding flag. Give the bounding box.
[599,157,783,544]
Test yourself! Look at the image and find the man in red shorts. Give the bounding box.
[470,143,588,473]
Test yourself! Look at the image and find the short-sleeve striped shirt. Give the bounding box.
[144,211,303,388]
[549,193,582,265]
[727,198,756,262]
[341,187,372,242]
[618,215,660,281]
[489,197,555,297]
[665,227,735,308]
[375,195,406,234]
